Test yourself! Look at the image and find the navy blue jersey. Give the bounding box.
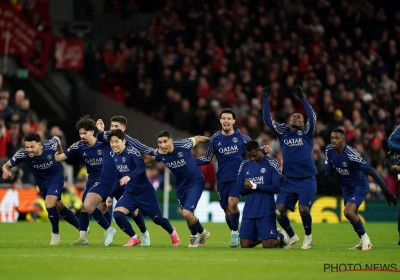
[64,140,104,180]
[195,129,251,183]
[10,138,63,187]
[238,156,282,218]
[101,131,154,155]
[263,98,317,178]
[155,138,204,192]
[114,146,153,195]
[324,144,370,192]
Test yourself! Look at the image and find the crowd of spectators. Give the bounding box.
[84,0,400,198]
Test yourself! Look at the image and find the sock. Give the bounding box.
[79,212,90,231]
[230,212,240,231]
[196,219,204,234]
[277,216,295,238]
[79,231,86,239]
[92,208,110,230]
[153,217,174,235]
[278,233,285,246]
[132,211,147,233]
[188,222,198,235]
[352,218,366,236]
[58,207,79,230]
[114,211,136,237]
[301,212,312,235]
[225,216,231,230]
[143,230,149,236]
[46,207,60,234]
[103,211,112,225]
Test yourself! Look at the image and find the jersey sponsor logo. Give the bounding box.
[249,176,264,185]
[84,158,103,165]
[283,138,303,147]
[334,167,349,175]
[177,152,184,158]
[97,149,102,155]
[232,137,238,143]
[116,165,130,172]
[33,161,53,170]
[260,168,266,173]
[165,159,186,168]
[342,162,348,167]
[218,145,238,155]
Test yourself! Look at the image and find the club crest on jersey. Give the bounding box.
[260,168,266,173]
[97,149,102,155]
[232,137,238,143]
[122,157,126,163]
[47,155,52,160]
[177,152,184,158]
[342,162,348,167]
[297,130,303,136]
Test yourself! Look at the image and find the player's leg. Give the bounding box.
[228,181,241,248]
[55,200,79,230]
[217,182,231,230]
[258,217,287,249]
[113,195,139,247]
[137,187,179,246]
[344,189,370,250]
[183,182,210,247]
[44,191,61,245]
[297,177,317,250]
[240,218,260,248]
[275,189,299,248]
[131,208,150,244]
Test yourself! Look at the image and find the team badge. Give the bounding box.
[232,137,238,143]
[260,168,266,173]
[178,152,184,158]
[47,155,52,160]
[122,157,126,163]
[297,130,303,136]
[97,149,102,155]
[342,162,348,167]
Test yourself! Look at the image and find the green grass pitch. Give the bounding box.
[0,221,399,280]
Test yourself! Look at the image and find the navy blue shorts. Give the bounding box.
[88,179,114,201]
[275,176,317,211]
[115,186,161,219]
[240,216,278,241]
[217,180,240,210]
[343,187,369,207]
[39,175,64,200]
[177,182,204,212]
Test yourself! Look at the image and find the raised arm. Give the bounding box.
[52,136,64,154]
[191,136,209,146]
[293,85,316,136]
[262,86,287,137]
[126,135,155,156]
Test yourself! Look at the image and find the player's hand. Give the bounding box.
[262,86,272,99]
[106,197,113,207]
[383,189,398,206]
[96,119,105,133]
[264,145,272,154]
[2,170,11,180]
[120,176,131,186]
[244,179,253,190]
[293,84,304,98]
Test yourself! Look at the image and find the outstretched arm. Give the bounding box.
[191,136,209,146]
[195,141,214,166]
[2,160,13,180]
